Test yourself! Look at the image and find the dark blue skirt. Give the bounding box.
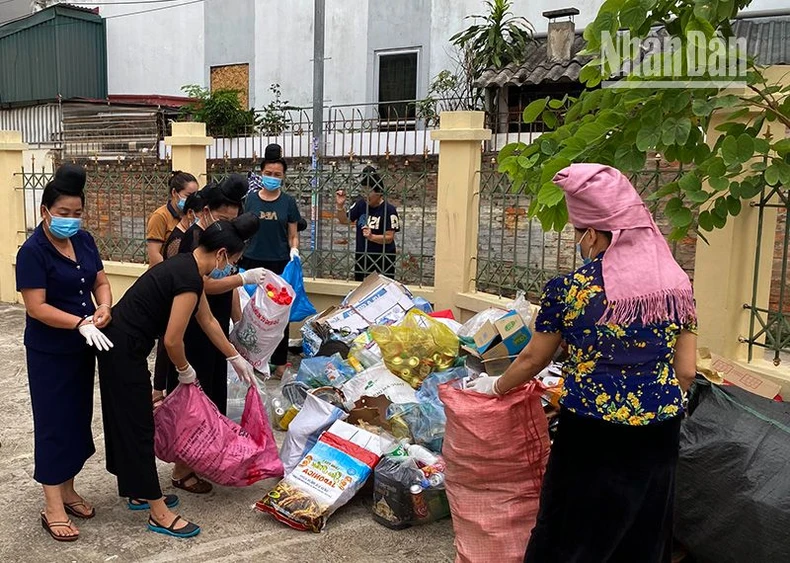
[26,347,96,485]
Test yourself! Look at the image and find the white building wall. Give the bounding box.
[75,1,205,97]
[62,0,790,105]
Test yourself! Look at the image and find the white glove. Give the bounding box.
[289,247,300,260]
[467,374,501,396]
[228,354,255,385]
[239,267,266,285]
[78,319,114,352]
[177,363,197,384]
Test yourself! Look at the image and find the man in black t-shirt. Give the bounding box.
[335,166,400,281]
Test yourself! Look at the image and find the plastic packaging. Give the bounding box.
[296,353,356,388]
[341,364,418,405]
[279,392,348,475]
[154,383,283,486]
[226,364,268,425]
[507,291,535,329]
[412,296,433,314]
[257,420,383,532]
[281,256,318,322]
[231,270,294,371]
[370,310,460,389]
[457,307,508,339]
[347,331,384,372]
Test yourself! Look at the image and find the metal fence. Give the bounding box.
[210,156,438,286]
[17,161,172,263]
[476,156,693,300]
[162,98,554,161]
[745,185,790,366]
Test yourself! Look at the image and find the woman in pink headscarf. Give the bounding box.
[469,164,698,563]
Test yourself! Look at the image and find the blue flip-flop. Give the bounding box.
[147,515,200,539]
[127,494,179,511]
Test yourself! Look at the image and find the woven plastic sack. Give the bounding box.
[370,310,459,389]
[257,420,382,532]
[440,380,550,563]
[154,382,283,487]
[230,270,294,371]
[281,256,317,322]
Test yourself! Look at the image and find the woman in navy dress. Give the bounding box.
[16,164,114,542]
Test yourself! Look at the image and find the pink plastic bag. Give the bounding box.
[154,383,284,486]
[439,381,550,563]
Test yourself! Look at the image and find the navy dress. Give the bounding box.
[16,225,103,485]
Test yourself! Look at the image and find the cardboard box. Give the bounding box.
[314,274,415,336]
[462,311,532,375]
[709,352,782,400]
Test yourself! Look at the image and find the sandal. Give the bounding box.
[171,472,212,494]
[147,514,200,539]
[63,500,95,519]
[127,494,179,511]
[40,512,79,542]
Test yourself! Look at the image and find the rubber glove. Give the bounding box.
[177,363,197,384]
[78,320,114,351]
[239,267,266,286]
[289,247,300,261]
[228,354,255,385]
[467,374,501,396]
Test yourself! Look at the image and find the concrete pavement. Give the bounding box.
[0,304,456,562]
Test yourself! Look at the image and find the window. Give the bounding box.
[377,51,418,122]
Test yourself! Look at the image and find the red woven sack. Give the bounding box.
[440,381,550,563]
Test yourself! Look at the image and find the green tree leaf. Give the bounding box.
[661,117,692,145]
[765,164,780,186]
[498,142,527,161]
[537,182,565,207]
[669,206,693,229]
[646,181,680,201]
[636,128,661,151]
[698,210,714,231]
[709,176,730,191]
[614,145,646,171]
[726,195,742,216]
[692,98,715,117]
[688,189,712,203]
[721,135,739,165]
[522,99,548,124]
[678,172,701,193]
[736,134,755,163]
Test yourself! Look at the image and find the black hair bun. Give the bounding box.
[53,164,86,195]
[219,174,248,204]
[264,144,282,161]
[231,212,260,241]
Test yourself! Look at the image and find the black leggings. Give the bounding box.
[525,409,681,563]
[97,326,162,500]
[239,257,290,367]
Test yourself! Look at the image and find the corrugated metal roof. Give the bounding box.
[476,34,591,88]
[0,4,101,39]
[732,16,790,65]
[477,15,790,88]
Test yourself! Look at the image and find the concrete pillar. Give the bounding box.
[0,131,28,303]
[694,116,783,361]
[164,122,213,182]
[430,112,491,315]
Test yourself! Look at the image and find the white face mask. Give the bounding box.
[576,230,593,264]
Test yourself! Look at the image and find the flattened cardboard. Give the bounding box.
[710,352,782,400]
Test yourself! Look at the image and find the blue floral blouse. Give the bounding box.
[534,254,696,426]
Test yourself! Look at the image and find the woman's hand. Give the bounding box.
[93,304,112,328]
[362,226,372,239]
[467,375,501,396]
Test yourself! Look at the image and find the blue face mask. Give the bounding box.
[177,197,186,211]
[209,253,234,279]
[47,211,81,239]
[262,175,283,191]
[576,230,592,265]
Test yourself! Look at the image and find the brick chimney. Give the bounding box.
[543,8,580,63]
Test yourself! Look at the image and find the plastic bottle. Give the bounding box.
[406,444,440,467]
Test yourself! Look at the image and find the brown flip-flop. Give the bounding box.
[40,512,79,542]
[64,500,96,519]
[171,472,212,494]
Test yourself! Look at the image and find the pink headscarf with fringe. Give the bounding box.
[553,163,695,326]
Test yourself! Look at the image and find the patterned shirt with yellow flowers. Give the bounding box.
[534,253,696,426]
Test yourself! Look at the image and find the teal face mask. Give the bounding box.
[209,252,233,279]
[177,197,186,211]
[46,210,81,239]
[576,230,592,265]
[262,176,282,191]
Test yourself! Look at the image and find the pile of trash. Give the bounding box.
[228,272,558,539]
